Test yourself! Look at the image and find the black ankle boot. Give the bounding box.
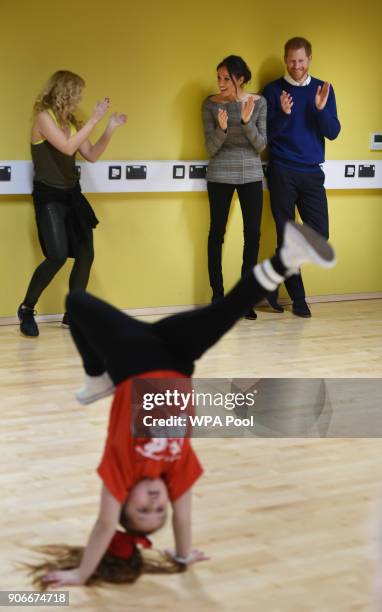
[244,308,257,320]
[267,295,284,313]
[292,300,311,318]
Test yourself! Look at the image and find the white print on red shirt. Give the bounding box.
[135,437,184,461]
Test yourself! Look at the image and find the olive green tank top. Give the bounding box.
[31,108,78,189]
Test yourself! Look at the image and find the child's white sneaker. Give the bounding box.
[75,372,115,405]
[280,221,336,274]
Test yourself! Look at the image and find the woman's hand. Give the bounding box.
[41,568,85,587]
[241,96,256,124]
[164,549,210,565]
[280,90,293,115]
[108,112,127,131]
[92,98,111,122]
[217,108,228,131]
[315,81,330,110]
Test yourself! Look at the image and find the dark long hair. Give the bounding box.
[216,55,252,94]
[24,543,185,589]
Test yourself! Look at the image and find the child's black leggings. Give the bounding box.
[66,264,283,384]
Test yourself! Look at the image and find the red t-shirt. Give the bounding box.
[97,370,203,503]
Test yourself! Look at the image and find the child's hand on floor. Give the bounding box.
[42,568,85,587]
[184,549,210,565]
[164,549,210,565]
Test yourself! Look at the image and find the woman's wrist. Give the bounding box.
[105,124,115,136]
[88,116,99,127]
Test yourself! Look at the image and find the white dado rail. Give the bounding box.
[0,160,381,194]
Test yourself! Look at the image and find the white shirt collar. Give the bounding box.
[284,73,311,87]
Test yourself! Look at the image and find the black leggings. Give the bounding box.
[66,262,283,384]
[24,201,94,308]
[207,181,263,297]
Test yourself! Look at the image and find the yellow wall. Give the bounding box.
[1,0,381,315]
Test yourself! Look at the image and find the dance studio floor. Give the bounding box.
[1,299,382,611]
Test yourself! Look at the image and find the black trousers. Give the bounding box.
[24,201,94,308]
[66,266,279,384]
[267,162,328,303]
[207,181,263,297]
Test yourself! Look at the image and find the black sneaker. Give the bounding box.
[62,313,70,328]
[17,304,39,337]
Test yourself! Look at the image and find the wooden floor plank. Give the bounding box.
[1,300,382,611]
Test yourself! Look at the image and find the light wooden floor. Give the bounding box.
[1,300,382,611]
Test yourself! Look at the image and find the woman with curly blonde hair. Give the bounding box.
[18,70,127,337]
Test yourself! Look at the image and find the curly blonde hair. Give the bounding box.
[33,70,85,129]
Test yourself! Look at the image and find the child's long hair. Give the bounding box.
[33,70,84,129]
[25,507,184,588]
[24,542,185,589]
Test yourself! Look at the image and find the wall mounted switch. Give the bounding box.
[108,165,122,179]
[126,165,147,179]
[345,165,356,177]
[0,166,11,181]
[370,133,382,151]
[189,165,207,179]
[358,164,375,178]
[173,165,185,179]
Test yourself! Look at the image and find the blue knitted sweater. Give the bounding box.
[263,76,340,171]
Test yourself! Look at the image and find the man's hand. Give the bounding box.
[42,568,85,587]
[315,82,330,110]
[280,90,293,115]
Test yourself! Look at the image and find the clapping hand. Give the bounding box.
[217,108,228,131]
[108,112,127,130]
[315,81,330,110]
[280,90,293,115]
[92,98,110,121]
[241,96,256,124]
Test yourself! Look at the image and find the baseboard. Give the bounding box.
[2,292,381,326]
[273,292,382,305]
